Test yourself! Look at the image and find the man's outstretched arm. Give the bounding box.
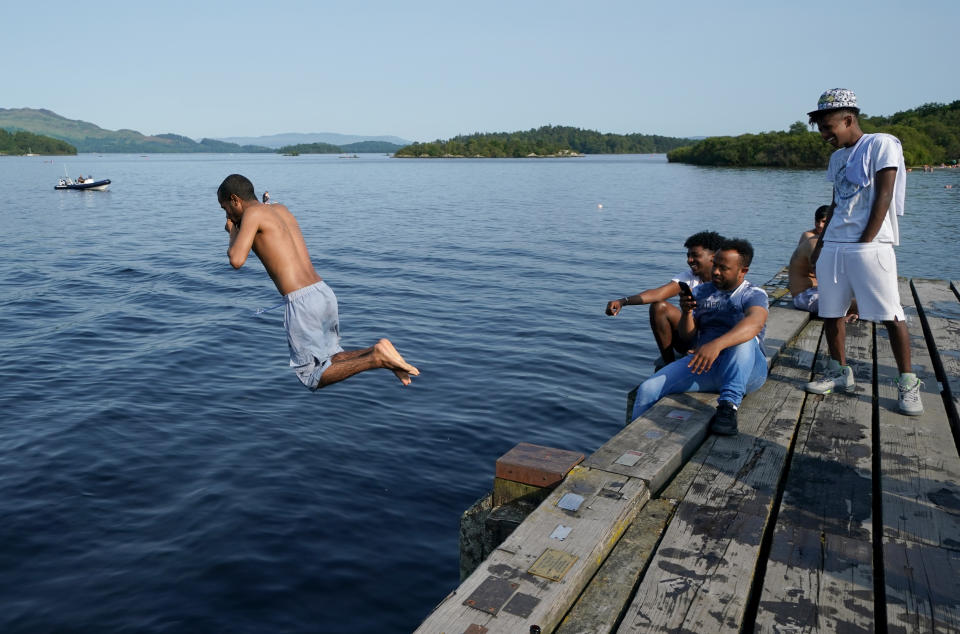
[606,281,682,316]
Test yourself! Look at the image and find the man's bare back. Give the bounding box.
[223,201,321,295]
[788,236,818,296]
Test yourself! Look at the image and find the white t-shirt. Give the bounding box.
[671,269,704,289]
[824,133,905,245]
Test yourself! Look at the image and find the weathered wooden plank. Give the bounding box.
[757,525,874,633]
[763,305,811,368]
[615,318,814,633]
[559,429,723,633]
[911,277,960,434]
[555,499,676,634]
[754,319,876,633]
[770,319,875,540]
[875,281,960,632]
[416,466,650,633]
[587,392,716,493]
[876,283,960,550]
[884,541,960,633]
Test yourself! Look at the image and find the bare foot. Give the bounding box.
[372,338,420,385]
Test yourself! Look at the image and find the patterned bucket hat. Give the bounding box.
[808,88,859,117]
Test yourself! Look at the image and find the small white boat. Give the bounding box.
[55,176,111,191]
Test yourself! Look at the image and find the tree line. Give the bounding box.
[667,100,960,168]
[0,129,76,155]
[394,125,693,158]
[277,141,403,154]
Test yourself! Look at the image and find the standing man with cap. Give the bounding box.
[804,88,922,415]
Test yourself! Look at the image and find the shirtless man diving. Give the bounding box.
[217,173,419,389]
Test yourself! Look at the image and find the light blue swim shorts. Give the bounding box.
[792,286,819,314]
[284,281,345,390]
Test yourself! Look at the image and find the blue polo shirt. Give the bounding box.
[692,281,768,348]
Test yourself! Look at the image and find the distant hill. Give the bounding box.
[0,108,272,153]
[216,132,411,149]
[395,125,694,158]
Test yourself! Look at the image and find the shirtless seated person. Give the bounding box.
[217,174,418,389]
[789,204,856,319]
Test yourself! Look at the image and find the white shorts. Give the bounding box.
[815,242,905,322]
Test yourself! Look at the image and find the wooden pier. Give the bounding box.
[417,275,960,633]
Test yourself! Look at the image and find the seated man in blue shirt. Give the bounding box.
[630,238,769,435]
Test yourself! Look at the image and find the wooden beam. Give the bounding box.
[762,306,811,368]
[911,277,960,439]
[555,499,677,634]
[883,541,960,633]
[877,282,960,549]
[876,281,960,632]
[754,319,876,632]
[416,465,650,633]
[586,392,716,494]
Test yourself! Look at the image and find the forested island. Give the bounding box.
[394,125,693,158]
[0,129,76,155]
[276,140,403,154]
[668,101,960,168]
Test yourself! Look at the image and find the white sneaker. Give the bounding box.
[805,359,856,394]
[897,374,924,416]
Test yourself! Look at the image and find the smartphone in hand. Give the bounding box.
[677,281,693,297]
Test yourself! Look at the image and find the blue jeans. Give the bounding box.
[632,338,768,420]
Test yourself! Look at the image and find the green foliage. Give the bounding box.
[394,125,693,158]
[198,138,273,153]
[275,141,403,154]
[864,100,960,165]
[276,142,344,154]
[0,128,76,155]
[339,141,403,153]
[668,100,960,168]
[667,131,832,168]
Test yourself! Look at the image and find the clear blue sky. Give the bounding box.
[5,0,956,142]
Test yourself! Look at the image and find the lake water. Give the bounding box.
[1,153,957,632]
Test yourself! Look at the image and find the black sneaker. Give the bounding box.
[710,401,738,436]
